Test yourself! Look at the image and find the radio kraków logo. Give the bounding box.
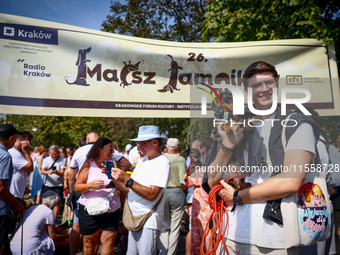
[22,61,51,78]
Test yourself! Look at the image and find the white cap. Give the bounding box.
[125,144,132,151]
[167,138,179,147]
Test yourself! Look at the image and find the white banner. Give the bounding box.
[0,14,339,117]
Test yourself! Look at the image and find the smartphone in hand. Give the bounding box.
[104,160,116,179]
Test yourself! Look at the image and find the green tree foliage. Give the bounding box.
[0,115,103,148]
[102,0,207,42]
[103,117,190,151]
[189,118,213,141]
[201,0,339,44]
[0,115,191,152]
[319,116,340,145]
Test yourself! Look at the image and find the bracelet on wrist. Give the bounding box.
[220,143,234,153]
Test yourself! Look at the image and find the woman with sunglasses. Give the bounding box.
[75,137,123,255]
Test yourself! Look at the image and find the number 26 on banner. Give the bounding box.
[187,53,208,62]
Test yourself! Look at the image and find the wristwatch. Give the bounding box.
[233,191,243,205]
[125,178,134,188]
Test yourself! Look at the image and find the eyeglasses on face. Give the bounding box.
[248,79,276,90]
[137,139,155,148]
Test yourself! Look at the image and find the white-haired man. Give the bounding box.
[41,145,67,220]
[112,125,171,255]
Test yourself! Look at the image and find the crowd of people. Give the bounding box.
[0,61,340,255]
[0,124,191,255]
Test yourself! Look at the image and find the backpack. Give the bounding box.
[280,114,331,247]
[318,138,340,187]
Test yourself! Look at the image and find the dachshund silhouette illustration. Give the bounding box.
[65,47,92,86]
[120,60,142,88]
[158,54,183,93]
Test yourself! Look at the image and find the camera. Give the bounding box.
[52,166,57,170]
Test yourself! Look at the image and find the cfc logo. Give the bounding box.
[286,75,302,85]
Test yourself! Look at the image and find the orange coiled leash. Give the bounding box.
[200,183,229,255]
[200,174,247,255]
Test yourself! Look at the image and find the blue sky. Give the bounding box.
[0,0,118,31]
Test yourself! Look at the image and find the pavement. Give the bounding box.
[72,230,187,255]
[10,202,340,255]
[78,232,186,255]
[54,203,340,255]
[54,206,187,255]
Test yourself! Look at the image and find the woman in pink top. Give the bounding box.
[75,138,124,255]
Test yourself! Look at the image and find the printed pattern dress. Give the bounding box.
[184,174,214,255]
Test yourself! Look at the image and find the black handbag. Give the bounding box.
[66,191,82,211]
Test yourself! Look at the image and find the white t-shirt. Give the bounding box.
[70,144,93,171]
[112,150,124,163]
[128,146,139,164]
[10,204,55,254]
[128,154,171,230]
[123,152,129,160]
[42,156,67,187]
[227,117,316,249]
[9,147,28,199]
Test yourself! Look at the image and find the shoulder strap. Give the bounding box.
[282,113,322,171]
[151,193,164,211]
[43,159,57,186]
[49,159,57,169]
[318,137,331,165]
[131,159,145,180]
[281,113,297,150]
[125,191,164,216]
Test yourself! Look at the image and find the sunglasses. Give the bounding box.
[103,147,114,151]
[137,139,155,148]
